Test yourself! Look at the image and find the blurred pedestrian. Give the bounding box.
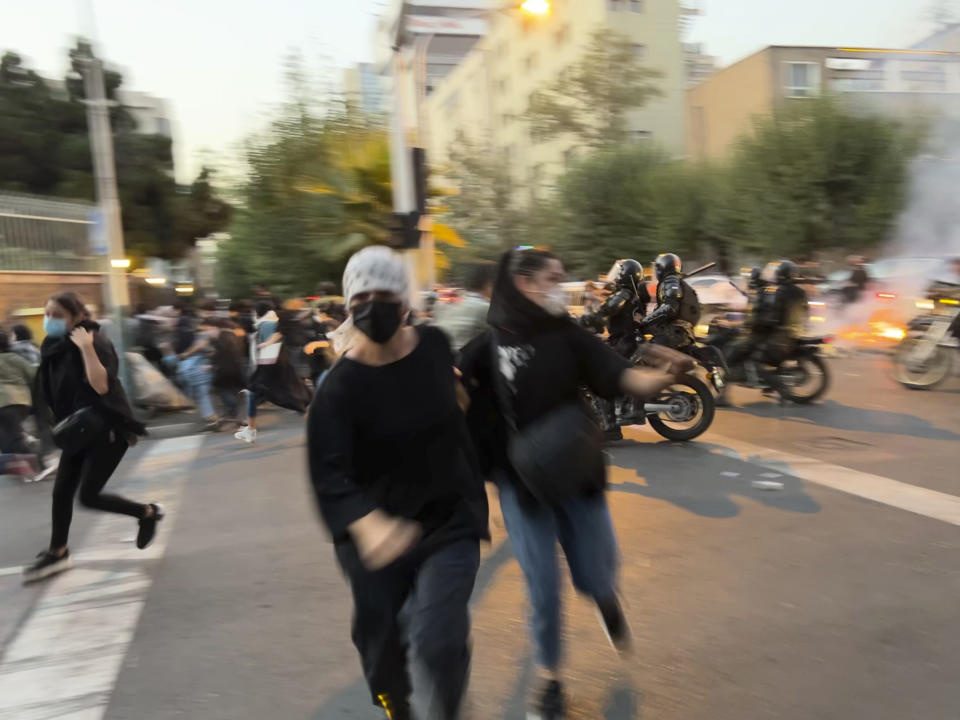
[10,324,41,366]
[0,329,38,477]
[458,249,680,719]
[435,262,495,353]
[308,246,488,720]
[235,300,310,444]
[843,255,871,304]
[131,303,164,368]
[210,318,246,424]
[170,316,221,432]
[22,292,161,584]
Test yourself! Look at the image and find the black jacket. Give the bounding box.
[459,252,630,504]
[38,320,146,440]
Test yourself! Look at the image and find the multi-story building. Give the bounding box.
[375,1,496,93]
[118,90,172,137]
[343,63,387,116]
[686,45,960,161]
[424,0,687,198]
[683,42,716,87]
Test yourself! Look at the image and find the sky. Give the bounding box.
[0,0,942,184]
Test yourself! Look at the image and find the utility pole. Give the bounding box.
[78,50,131,388]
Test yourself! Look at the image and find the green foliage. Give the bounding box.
[215,82,393,297]
[0,42,231,263]
[437,136,527,265]
[726,95,923,259]
[530,96,921,277]
[547,146,726,277]
[524,28,662,148]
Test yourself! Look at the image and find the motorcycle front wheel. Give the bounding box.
[777,355,830,404]
[892,339,953,390]
[648,376,715,441]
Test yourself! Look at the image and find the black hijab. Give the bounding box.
[487,250,571,338]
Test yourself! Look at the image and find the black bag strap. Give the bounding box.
[489,329,519,435]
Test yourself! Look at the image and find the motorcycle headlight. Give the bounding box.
[916,299,935,310]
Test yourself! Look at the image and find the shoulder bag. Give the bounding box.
[490,331,604,507]
[52,406,106,454]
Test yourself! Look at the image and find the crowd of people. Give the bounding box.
[4,247,694,720]
[0,289,347,481]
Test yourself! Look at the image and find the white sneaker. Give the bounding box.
[234,426,257,444]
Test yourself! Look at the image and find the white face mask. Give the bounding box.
[536,287,568,317]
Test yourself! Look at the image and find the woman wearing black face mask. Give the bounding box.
[307,246,488,720]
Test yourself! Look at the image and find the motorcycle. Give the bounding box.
[892,282,960,390]
[702,319,831,404]
[584,329,716,442]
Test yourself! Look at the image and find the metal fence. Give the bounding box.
[0,192,101,272]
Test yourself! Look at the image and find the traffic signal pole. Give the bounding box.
[388,45,423,306]
[80,52,131,390]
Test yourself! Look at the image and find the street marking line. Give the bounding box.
[0,435,203,720]
[707,432,960,526]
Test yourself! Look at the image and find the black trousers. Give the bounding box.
[336,538,481,720]
[51,433,144,549]
[0,405,30,454]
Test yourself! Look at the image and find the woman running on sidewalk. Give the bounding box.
[23,293,163,584]
[308,246,488,720]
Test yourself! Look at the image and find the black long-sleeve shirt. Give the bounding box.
[307,326,488,550]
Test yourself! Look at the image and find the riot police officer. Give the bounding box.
[720,260,807,401]
[639,253,701,351]
[581,259,650,357]
[759,260,809,364]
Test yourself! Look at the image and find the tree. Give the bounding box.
[215,76,395,297]
[524,28,662,148]
[547,145,676,277]
[726,95,923,259]
[436,135,527,264]
[0,42,232,262]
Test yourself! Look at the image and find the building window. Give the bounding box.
[555,24,570,45]
[525,52,539,72]
[608,0,625,10]
[632,44,646,61]
[563,147,578,169]
[501,112,512,126]
[498,77,509,94]
[783,61,821,98]
[630,0,643,11]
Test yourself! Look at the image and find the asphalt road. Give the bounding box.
[0,355,958,720]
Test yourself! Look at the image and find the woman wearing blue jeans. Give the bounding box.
[459,249,681,719]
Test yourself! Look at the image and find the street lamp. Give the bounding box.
[520,0,550,15]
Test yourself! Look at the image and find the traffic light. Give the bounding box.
[390,210,421,250]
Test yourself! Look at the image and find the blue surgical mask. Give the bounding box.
[43,317,68,338]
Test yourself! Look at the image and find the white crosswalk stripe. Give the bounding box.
[700,432,960,526]
[0,435,203,720]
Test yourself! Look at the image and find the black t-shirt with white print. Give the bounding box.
[459,322,631,499]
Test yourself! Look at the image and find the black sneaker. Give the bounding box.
[137,504,165,549]
[596,595,632,654]
[528,679,566,720]
[22,550,72,584]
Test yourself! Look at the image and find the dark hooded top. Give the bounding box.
[38,319,146,441]
[458,251,631,504]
